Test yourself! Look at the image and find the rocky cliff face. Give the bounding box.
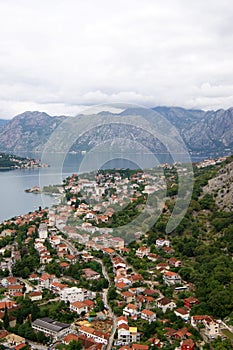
[203,158,233,211]
[0,107,233,157]
[153,107,233,155]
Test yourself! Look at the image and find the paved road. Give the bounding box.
[94,258,117,350]
[58,238,117,349]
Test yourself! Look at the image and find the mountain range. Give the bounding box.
[0,107,233,160]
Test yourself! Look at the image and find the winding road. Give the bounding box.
[60,238,117,349]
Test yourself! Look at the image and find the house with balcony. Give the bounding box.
[123,304,139,318]
[117,323,140,345]
[141,309,156,323]
[157,297,176,313]
[135,246,150,259]
[163,271,181,286]
[191,315,220,339]
[60,287,89,303]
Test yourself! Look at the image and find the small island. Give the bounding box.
[0,152,48,170]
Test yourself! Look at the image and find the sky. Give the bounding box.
[1,0,233,118]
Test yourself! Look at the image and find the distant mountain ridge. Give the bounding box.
[0,111,65,153]
[0,107,233,158]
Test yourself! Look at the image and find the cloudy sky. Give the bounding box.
[1,0,233,118]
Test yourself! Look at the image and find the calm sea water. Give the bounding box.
[0,152,204,223]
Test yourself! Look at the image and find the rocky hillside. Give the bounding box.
[0,107,233,157]
[203,157,233,211]
[153,106,233,156]
[0,111,64,153]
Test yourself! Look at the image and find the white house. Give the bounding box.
[117,324,140,345]
[156,238,170,248]
[157,297,176,313]
[141,309,156,323]
[163,271,182,285]
[123,304,139,318]
[135,246,150,259]
[29,291,43,301]
[70,301,88,314]
[60,287,88,303]
[174,307,190,321]
[191,316,220,339]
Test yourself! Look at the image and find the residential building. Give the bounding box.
[163,271,182,286]
[156,238,170,248]
[60,287,89,303]
[157,297,176,313]
[122,291,135,304]
[123,304,139,318]
[141,309,156,323]
[191,316,220,339]
[135,246,150,259]
[78,325,109,345]
[29,291,42,301]
[7,285,23,296]
[117,325,141,345]
[168,257,182,267]
[70,301,88,314]
[184,297,198,309]
[82,268,100,280]
[174,307,190,321]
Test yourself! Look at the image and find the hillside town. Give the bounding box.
[0,164,232,350]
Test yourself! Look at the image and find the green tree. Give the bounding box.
[3,307,9,329]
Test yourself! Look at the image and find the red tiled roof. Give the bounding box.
[175,307,189,315]
[117,316,128,322]
[122,291,134,297]
[141,309,154,316]
[8,284,23,290]
[125,303,137,310]
[0,301,16,310]
[118,323,129,330]
[14,343,27,350]
[116,282,128,289]
[71,301,86,309]
[29,291,42,297]
[63,333,80,343]
[132,344,149,350]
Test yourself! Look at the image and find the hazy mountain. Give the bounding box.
[152,106,233,156]
[0,107,233,158]
[0,111,65,153]
[0,119,9,132]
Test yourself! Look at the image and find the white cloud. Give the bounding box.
[0,0,233,118]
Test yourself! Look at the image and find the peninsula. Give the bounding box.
[0,152,47,170]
